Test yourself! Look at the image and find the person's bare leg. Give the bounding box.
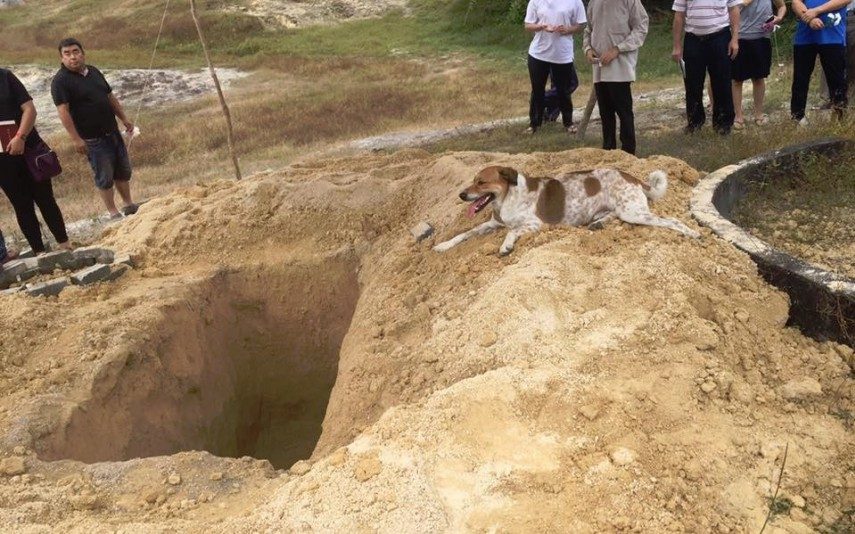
[732,80,744,125]
[99,187,120,216]
[115,180,133,207]
[752,78,766,120]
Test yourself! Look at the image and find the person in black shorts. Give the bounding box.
[51,38,138,219]
[0,68,71,255]
[732,0,786,128]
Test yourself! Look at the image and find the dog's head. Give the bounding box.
[459,166,518,217]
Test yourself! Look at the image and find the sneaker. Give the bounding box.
[524,127,536,134]
[121,203,139,216]
[797,117,809,127]
[108,212,124,221]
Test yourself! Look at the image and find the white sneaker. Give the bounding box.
[797,117,809,127]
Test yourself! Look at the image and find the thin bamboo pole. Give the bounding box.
[577,87,598,139]
[189,0,242,180]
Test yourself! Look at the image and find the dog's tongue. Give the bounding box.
[466,194,490,218]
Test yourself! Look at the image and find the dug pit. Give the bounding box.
[36,257,359,469]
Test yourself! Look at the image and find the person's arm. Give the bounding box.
[801,0,850,21]
[672,10,686,63]
[108,93,134,134]
[56,104,87,155]
[602,0,649,65]
[6,101,35,156]
[772,0,787,22]
[525,22,549,32]
[728,5,740,59]
[583,6,597,63]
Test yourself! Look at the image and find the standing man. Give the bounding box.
[791,0,851,123]
[672,0,743,134]
[583,0,649,155]
[51,38,137,219]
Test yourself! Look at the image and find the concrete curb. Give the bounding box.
[691,138,854,346]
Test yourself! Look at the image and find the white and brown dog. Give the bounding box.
[433,165,699,256]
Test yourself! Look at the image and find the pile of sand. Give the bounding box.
[0,148,851,532]
[224,0,410,28]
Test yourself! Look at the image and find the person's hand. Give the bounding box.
[122,120,134,135]
[600,46,620,65]
[671,47,683,63]
[809,17,824,30]
[74,138,88,156]
[7,136,25,156]
[728,39,739,59]
[543,24,556,32]
[586,49,599,64]
[802,8,819,22]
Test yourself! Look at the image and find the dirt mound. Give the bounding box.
[0,148,852,532]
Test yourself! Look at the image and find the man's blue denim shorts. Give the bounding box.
[85,132,132,190]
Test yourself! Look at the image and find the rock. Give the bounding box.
[37,250,75,273]
[0,287,24,296]
[780,378,822,401]
[209,471,224,481]
[610,447,636,466]
[410,222,434,242]
[12,446,25,455]
[354,457,382,482]
[114,253,138,267]
[0,456,27,476]
[790,494,806,508]
[73,246,115,264]
[71,264,112,285]
[579,405,600,421]
[1,259,28,280]
[105,264,130,282]
[143,490,161,504]
[167,473,182,485]
[289,460,312,476]
[328,448,348,467]
[478,330,498,348]
[25,277,69,297]
[701,381,717,394]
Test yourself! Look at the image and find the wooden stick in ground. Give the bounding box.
[577,87,598,139]
[189,0,242,181]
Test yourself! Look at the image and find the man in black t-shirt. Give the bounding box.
[51,38,138,218]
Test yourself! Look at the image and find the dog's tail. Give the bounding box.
[644,170,668,201]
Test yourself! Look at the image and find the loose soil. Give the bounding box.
[0,147,852,532]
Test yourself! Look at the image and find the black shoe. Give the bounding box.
[121,203,139,216]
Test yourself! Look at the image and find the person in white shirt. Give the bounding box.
[524,0,587,134]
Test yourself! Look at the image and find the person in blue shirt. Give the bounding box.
[791,0,850,122]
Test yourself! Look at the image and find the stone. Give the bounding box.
[579,405,601,421]
[209,471,224,481]
[289,460,312,476]
[410,222,434,242]
[0,456,27,476]
[71,264,112,285]
[25,278,69,297]
[780,378,822,401]
[610,447,636,466]
[17,267,41,283]
[0,287,24,296]
[354,457,382,482]
[478,330,498,348]
[105,264,130,282]
[701,381,717,394]
[167,473,181,485]
[1,259,28,279]
[74,246,115,264]
[37,250,75,273]
[114,253,137,267]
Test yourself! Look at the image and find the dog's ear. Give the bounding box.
[497,167,518,185]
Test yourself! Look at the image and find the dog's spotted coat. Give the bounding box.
[434,165,700,256]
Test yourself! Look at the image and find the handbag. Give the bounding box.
[23,139,62,182]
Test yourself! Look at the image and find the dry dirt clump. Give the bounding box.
[0,148,852,532]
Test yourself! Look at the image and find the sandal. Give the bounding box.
[754,115,769,126]
[732,120,745,130]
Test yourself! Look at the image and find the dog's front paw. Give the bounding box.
[433,241,454,253]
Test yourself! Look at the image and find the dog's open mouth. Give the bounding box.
[466,194,495,218]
